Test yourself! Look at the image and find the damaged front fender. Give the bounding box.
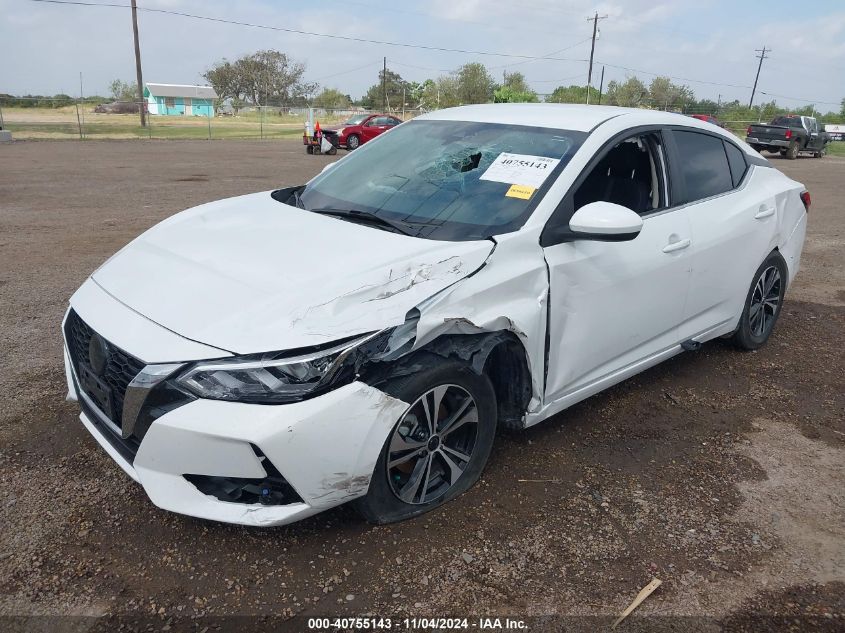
[352,227,550,428]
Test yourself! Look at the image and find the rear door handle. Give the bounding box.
[662,238,691,253]
[755,205,776,219]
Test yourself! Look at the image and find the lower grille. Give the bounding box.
[185,445,304,506]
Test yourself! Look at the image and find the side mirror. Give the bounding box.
[569,201,643,241]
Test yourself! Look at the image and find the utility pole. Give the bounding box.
[79,71,85,138]
[597,66,605,105]
[748,46,769,109]
[585,12,608,104]
[131,0,146,127]
[382,56,387,112]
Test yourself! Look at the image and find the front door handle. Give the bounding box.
[662,238,691,253]
[755,205,776,219]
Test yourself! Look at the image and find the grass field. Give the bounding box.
[0,106,352,140]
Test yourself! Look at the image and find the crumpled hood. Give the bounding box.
[92,191,494,355]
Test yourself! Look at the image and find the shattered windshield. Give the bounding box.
[298,120,586,240]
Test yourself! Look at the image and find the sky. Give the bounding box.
[1,0,843,111]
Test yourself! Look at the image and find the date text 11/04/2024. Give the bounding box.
[307,617,528,630]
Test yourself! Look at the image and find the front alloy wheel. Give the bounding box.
[387,385,479,505]
[354,356,497,524]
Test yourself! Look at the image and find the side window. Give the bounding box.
[724,142,748,187]
[388,117,402,126]
[673,130,733,201]
[573,132,668,215]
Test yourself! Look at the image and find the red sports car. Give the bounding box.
[326,113,403,150]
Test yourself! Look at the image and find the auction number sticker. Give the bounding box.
[480,152,561,189]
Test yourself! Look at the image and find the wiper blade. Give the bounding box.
[309,207,415,236]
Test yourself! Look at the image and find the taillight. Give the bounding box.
[785,129,792,139]
[746,126,752,135]
[800,191,811,212]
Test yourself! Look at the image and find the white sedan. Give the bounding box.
[62,104,809,526]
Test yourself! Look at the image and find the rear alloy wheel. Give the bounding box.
[346,134,360,150]
[732,252,787,350]
[354,358,497,524]
[785,140,799,160]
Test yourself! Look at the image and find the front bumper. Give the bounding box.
[746,137,790,148]
[67,357,408,525]
[62,292,410,526]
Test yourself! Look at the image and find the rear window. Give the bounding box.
[724,142,748,187]
[771,116,803,127]
[673,130,733,201]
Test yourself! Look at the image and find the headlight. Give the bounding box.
[176,333,377,404]
[337,128,345,136]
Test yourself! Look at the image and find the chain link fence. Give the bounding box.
[1,95,841,142]
[0,97,427,141]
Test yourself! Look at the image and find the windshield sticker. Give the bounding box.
[505,184,536,200]
[480,152,561,188]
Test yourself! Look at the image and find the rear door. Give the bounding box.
[666,129,778,340]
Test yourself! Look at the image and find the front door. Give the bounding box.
[542,130,692,404]
[184,97,193,116]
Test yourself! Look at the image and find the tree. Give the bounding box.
[546,84,589,104]
[419,78,458,110]
[203,50,316,106]
[361,68,407,110]
[690,98,720,115]
[647,76,693,110]
[494,86,539,103]
[501,71,532,94]
[494,71,538,103]
[455,63,495,104]
[313,88,351,109]
[109,79,138,102]
[605,77,648,107]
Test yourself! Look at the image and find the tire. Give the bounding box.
[785,140,799,160]
[346,134,360,150]
[731,252,788,350]
[327,146,337,155]
[306,145,314,154]
[815,146,826,158]
[354,357,497,524]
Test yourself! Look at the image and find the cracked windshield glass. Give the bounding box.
[299,120,586,240]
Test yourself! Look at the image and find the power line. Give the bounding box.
[758,90,842,106]
[595,61,752,89]
[27,0,589,63]
[312,61,382,82]
[528,73,587,84]
[487,39,592,70]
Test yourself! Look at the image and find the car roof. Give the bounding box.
[418,103,716,133]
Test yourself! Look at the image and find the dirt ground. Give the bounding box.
[0,140,843,632]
